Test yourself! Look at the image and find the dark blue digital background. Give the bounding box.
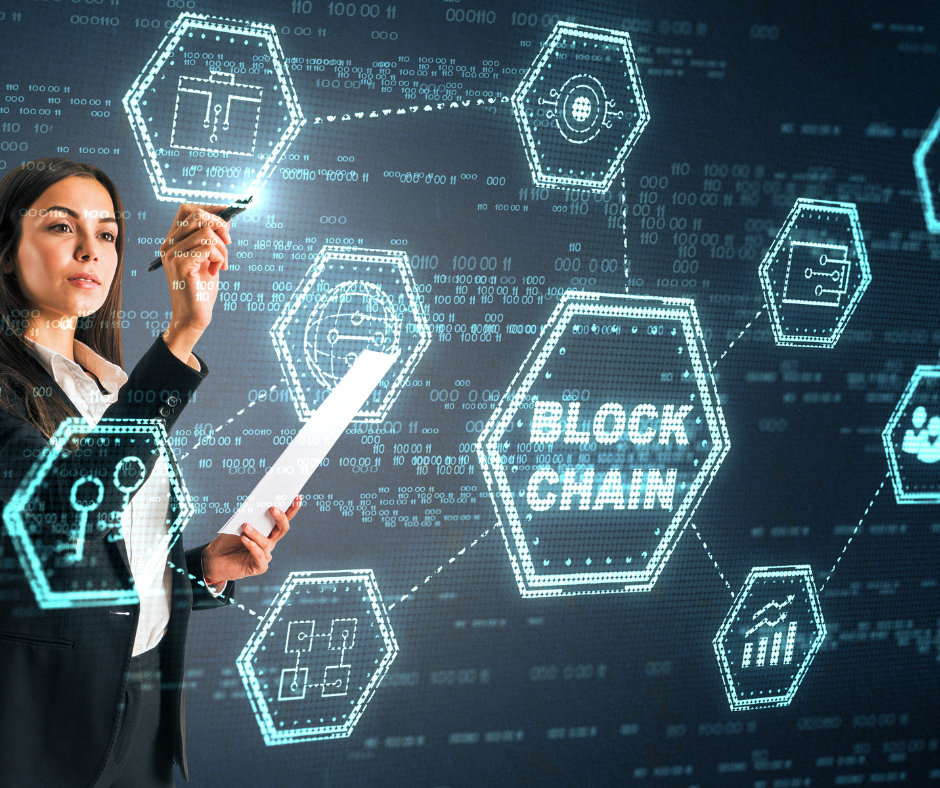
[2,0,939,785]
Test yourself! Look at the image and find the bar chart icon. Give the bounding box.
[713,566,827,711]
[741,595,796,668]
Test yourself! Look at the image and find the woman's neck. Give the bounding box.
[25,317,77,362]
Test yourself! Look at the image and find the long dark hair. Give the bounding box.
[0,158,126,437]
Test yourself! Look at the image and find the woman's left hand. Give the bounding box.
[201,496,302,586]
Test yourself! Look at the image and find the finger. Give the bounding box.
[171,211,229,249]
[286,495,303,516]
[189,211,231,247]
[243,523,274,560]
[162,222,220,260]
[169,233,227,269]
[240,531,268,569]
[267,507,290,543]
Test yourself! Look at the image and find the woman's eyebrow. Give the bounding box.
[41,205,118,224]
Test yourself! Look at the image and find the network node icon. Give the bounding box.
[2,418,193,609]
[511,22,650,192]
[271,245,431,423]
[123,13,305,202]
[713,566,826,711]
[914,106,940,233]
[883,365,940,504]
[758,199,871,348]
[236,570,398,745]
[476,292,729,597]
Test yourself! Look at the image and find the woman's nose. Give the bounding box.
[74,235,100,261]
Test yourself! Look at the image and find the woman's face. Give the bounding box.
[8,175,119,330]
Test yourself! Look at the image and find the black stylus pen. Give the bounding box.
[147,196,253,272]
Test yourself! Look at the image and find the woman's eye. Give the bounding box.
[100,231,116,243]
[49,223,72,233]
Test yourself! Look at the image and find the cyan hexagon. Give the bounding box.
[271,245,431,424]
[511,22,650,192]
[713,566,826,712]
[2,418,193,609]
[123,12,305,202]
[236,569,398,745]
[914,106,940,233]
[883,365,940,504]
[758,198,871,348]
[476,292,729,597]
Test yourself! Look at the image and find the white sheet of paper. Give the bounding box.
[218,349,399,537]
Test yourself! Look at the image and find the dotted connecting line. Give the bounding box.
[388,525,494,611]
[820,472,889,594]
[177,385,278,462]
[311,97,508,125]
[690,522,735,597]
[621,175,629,287]
[712,307,765,371]
[167,559,264,621]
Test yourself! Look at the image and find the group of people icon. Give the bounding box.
[902,406,940,463]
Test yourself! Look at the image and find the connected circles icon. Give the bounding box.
[236,570,398,745]
[2,418,193,609]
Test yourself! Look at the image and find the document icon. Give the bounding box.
[171,71,263,156]
[782,240,850,308]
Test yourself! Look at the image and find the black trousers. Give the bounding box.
[93,642,175,788]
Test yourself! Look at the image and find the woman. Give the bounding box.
[0,158,300,788]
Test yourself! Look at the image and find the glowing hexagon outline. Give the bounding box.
[2,418,193,609]
[122,12,306,203]
[270,245,432,424]
[511,21,650,192]
[914,106,940,234]
[883,364,940,504]
[713,565,827,712]
[235,569,398,745]
[476,292,730,597]
[758,198,871,349]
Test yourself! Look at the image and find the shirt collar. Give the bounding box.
[22,336,128,395]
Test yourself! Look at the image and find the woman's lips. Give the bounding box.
[67,273,100,289]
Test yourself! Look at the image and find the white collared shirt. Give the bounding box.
[23,337,219,656]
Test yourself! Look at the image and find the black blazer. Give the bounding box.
[0,337,233,788]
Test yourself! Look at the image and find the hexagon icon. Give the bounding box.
[123,13,305,202]
[758,198,871,348]
[476,292,729,597]
[511,22,650,192]
[2,418,193,609]
[713,566,826,712]
[883,365,940,504]
[236,570,398,745]
[271,245,431,424]
[914,106,940,233]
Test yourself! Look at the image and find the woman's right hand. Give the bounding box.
[158,204,232,363]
